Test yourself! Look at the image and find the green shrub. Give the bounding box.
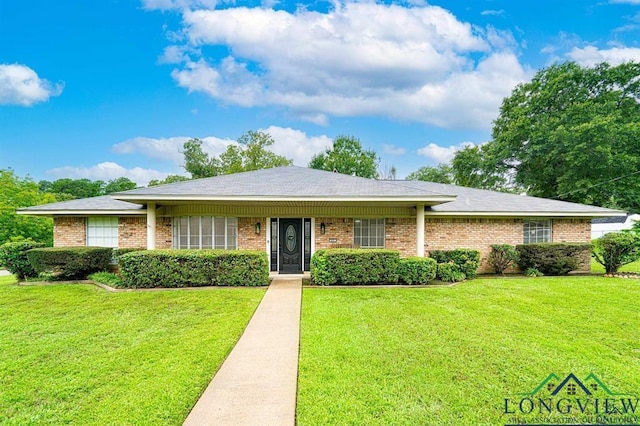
[592,232,640,274]
[88,271,123,287]
[429,249,480,278]
[0,240,45,279]
[26,247,113,280]
[516,243,592,276]
[525,267,543,277]
[398,257,437,285]
[310,249,400,285]
[113,248,145,260]
[118,250,269,288]
[437,263,466,283]
[488,244,519,275]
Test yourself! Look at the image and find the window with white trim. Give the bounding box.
[86,217,119,248]
[523,219,552,243]
[172,216,238,249]
[353,218,385,248]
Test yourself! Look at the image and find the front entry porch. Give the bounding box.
[269,218,312,274]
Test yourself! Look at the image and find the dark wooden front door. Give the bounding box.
[279,218,302,273]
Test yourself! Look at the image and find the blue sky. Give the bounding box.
[2,0,640,185]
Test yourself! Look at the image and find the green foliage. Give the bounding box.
[88,271,123,287]
[406,164,454,184]
[457,61,640,211]
[308,135,379,178]
[429,249,481,279]
[516,243,592,276]
[0,240,45,279]
[436,263,466,283]
[38,178,105,199]
[310,249,400,285]
[26,247,113,280]
[488,244,519,274]
[113,247,145,260]
[118,250,269,288]
[525,268,543,277]
[147,175,190,186]
[103,177,137,193]
[1,169,55,245]
[592,231,640,274]
[183,131,292,179]
[451,144,511,191]
[397,257,437,285]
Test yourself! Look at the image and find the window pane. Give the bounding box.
[87,217,118,248]
[214,217,226,248]
[353,218,384,248]
[202,217,213,249]
[226,218,237,249]
[523,220,551,244]
[189,217,200,248]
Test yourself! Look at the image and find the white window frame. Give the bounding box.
[523,219,552,244]
[172,216,238,250]
[86,217,119,248]
[353,218,385,248]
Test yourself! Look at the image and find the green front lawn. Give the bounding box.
[591,257,640,273]
[298,277,640,425]
[0,275,265,425]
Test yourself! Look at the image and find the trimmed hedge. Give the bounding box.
[113,248,145,260]
[27,247,113,280]
[429,249,481,279]
[398,257,437,285]
[592,232,640,274]
[437,263,466,283]
[310,249,400,285]
[118,250,269,288]
[0,240,45,279]
[516,243,592,276]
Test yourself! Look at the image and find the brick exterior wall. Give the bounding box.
[118,217,147,248]
[53,217,86,247]
[52,214,592,273]
[238,217,266,251]
[156,217,173,249]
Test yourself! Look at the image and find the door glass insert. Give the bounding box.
[285,225,296,252]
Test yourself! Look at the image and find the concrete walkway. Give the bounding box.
[183,277,302,426]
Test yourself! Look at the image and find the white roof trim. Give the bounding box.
[16,210,147,216]
[425,211,626,217]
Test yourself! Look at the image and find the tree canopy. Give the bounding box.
[440,61,640,210]
[38,177,137,199]
[406,164,454,184]
[148,175,190,187]
[1,170,56,245]
[183,131,292,179]
[308,135,379,178]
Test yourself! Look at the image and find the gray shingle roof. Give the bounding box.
[397,181,623,215]
[113,166,449,199]
[18,196,144,213]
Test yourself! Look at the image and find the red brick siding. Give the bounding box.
[118,217,147,248]
[385,218,416,257]
[53,217,86,247]
[156,217,173,249]
[314,218,353,249]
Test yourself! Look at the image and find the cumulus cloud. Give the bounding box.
[259,126,332,165]
[112,135,234,164]
[567,45,640,66]
[382,144,407,155]
[417,141,475,164]
[162,2,527,129]
[47,162,172,186]
[0,64,63,106]
[112,126,331,167]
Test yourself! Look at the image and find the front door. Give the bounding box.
[279,218,302,273]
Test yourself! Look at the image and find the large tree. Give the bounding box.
[147,175,190,187]
[183,131,292,179]
[309,135,379,178]
[39,178,105,199]
[104,177,137,194]
[406,164,454,184]
[455,61,640,210]
[1,170,56,245]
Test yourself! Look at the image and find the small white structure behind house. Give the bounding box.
[591,214,640,239]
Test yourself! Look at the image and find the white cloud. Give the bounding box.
[259,126,332,165]
[567,45,640,66]
[112,135,234,164]
[47,162,172,186]
[112,127,331,167]
[0,64,63,106]
[609,0,640,4]
[163,3,527,129]
[141,0,218,11]
[417,141,475,164]
[481,9,504,16]
[382,144,407,155]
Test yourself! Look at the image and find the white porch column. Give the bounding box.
[416,203,425,257]
[147,202,156,250]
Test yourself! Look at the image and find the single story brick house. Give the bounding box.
[19,166,623,274]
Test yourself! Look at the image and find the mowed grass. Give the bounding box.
[0,275,265,425]
[297,277,640,425]
[591,257,640,273]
